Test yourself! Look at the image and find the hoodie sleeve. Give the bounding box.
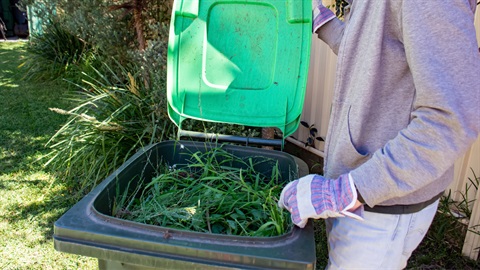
[316,18,346,55]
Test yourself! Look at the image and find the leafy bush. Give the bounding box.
[19,0,175,193]
[20,19,96,81]
[20,0,173,65]
[45,57,175,194]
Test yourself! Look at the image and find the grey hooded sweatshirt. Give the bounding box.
[317,0,480,207]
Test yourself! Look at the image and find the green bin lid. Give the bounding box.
[167,0,312,137]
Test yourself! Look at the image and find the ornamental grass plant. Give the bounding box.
[20,19,97,82]
[44,58,175,195]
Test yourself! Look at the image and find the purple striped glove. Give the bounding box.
[312,0,336,33]
[278,174,363,228]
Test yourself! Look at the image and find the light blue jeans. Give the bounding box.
[325,200,439,270]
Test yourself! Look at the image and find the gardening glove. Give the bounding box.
[278,173,364,228]
[312,0,336,33]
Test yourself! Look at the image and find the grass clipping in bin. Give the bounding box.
[113,147,293,237]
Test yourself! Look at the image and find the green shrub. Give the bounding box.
[33,2,175,193]
[20,0,173,66]
[21,19,96,82]
[45,57,175,194]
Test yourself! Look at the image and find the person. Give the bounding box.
[278,0,480,269]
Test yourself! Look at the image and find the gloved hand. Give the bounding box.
[312,0,336,33]
[278,174,363,228]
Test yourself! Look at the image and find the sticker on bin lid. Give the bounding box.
[167,0,312,137]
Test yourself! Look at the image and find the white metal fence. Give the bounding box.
[291,6,480,260]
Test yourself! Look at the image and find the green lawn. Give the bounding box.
[0,42,96,269]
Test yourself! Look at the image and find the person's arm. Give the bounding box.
[351,1,480,206]
[278,1,478,227]
[313,1,347,55]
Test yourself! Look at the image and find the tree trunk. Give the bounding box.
[133,0,146,51]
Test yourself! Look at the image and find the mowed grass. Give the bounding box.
[0,42,96,269]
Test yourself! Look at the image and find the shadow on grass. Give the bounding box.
[0,42,77,245]
[2,178,78,243]
[0,132,50,174]
[0,43,26,82]
[0,179,43,189]
[0,43,71,175]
